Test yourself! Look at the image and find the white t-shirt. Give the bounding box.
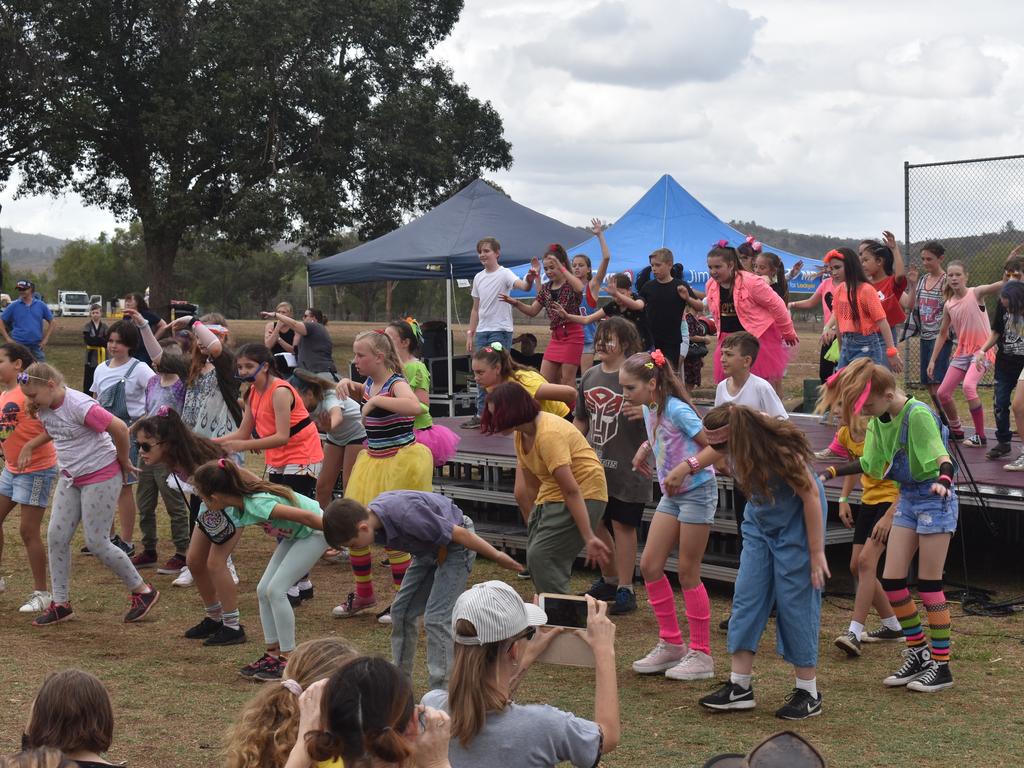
[472,266,517,332]
[715,373,788,420]
[90,359,156,421]
[37,388,117,479]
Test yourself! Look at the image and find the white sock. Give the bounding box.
[881,615,901,631]
[604,576,619,586]
[795,676,818,698]
[730,671,752,690]
[848,620,865,637]
[297,578,313,590]
[286,585,300,598]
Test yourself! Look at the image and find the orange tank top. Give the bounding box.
[250,378,323,466]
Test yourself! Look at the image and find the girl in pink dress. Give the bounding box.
[929,261,1006,445]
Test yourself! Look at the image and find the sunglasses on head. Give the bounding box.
[137,441,164,453]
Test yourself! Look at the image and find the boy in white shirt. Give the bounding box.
[714,332,788,419]
[462,237,537,429]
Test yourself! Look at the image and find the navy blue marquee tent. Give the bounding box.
[307,179,588,285]
[511,174,823,294]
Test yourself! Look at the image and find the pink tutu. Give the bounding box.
[415,424,461,467]
[713,324,794,384]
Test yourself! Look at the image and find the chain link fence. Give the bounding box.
[903,154,1024,386]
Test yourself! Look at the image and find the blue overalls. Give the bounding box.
[887,402,959,535]
[727,470,826,668]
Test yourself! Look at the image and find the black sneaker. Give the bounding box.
[883,647,933,687]
[834,631,862,657]
[581,577,617,601]
[32,602,74,627]
[986,442,1012,460]
[775,688,823,720]
[253,655,286,682]
[184,617,223,639]
[287,589,302,607]
[699,681,755,711]
[862,626,903,643]
[907,662,953,692]
[609,587,637,615]
[516,569,531,580]
[299,585,314,601]
[111,535,136,557]
[203,624,247,646]
[460,415,481,430]
[240,653,277,678]
[718,614,731,631]
[124,587,160,622]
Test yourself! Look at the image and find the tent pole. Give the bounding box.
[447,270,454,417]
[306,269,313,310]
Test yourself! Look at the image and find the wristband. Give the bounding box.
[640,441,651,455]
[937,474,953,489]
[825,466,837,479]
[686,456,701,473]
[838,496,849,504]
[886,347,899,358]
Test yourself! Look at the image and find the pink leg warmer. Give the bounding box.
[645,575,683,646]
[683,583,712,655]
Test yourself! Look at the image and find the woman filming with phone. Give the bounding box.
[421,580,620,768]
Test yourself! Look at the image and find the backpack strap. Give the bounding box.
[121,358,141,383]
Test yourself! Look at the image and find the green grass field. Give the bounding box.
[1,320,1023,767]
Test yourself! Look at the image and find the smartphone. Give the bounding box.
[538,593,588,629]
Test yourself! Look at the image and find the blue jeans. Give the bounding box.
[474,331,513,414]
[838,331,885,369]
[390,516,476,690]
[993,360,1024,444]
[22,342,45,362]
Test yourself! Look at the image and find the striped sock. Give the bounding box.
[645,576,683,646]
[387,550,412,588]
[884,586,926,649]
[969,404,986,441]
[222,609,240,630]
[920,589,951,664]
[349,547,375,600]
[205,601,223,621]
[683,583,712,655]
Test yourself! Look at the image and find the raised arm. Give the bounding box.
[883,231,905,280]
[125,308,165,364]
[261,310,308,336]
[975,278,1007,300]
[589,219,612,298]
[901,266,918,310]
[511,257,542,292]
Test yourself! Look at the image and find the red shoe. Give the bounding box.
[157,553,187,575]
[331,592,376,618]
[124,586,160,622]
[130,550,158,569]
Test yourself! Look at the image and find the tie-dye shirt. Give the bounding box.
[643,396,714,497]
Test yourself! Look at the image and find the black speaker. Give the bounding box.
[420,321,449,359]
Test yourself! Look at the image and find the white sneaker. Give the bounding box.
[172,566,194,587]
[632,640,686,674]
[227,556,240,585]
[0,576,6,593]
[1004,453,1024,471]
[665,649,715,681]
[286,585,300,598]
[19,590,52,614]
[813,447,847,461]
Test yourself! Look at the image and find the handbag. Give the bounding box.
[97,359,141,422]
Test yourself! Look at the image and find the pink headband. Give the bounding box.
[824,367,872,415]
[704,424,729,444]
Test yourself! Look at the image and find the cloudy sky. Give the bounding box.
[3,0,1023,241]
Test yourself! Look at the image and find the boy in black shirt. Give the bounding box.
[638,248,697,369]
[981,256,1024,461]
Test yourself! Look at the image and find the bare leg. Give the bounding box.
[539,359,561,385]
[612,521,638,587]
[19,504,48,591]
[341,445,362,494]
[852,538,890,624]
[117,484,137,543]
[316,442,346,509]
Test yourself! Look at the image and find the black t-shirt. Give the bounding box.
[602,295,653,349]
[718,284,745,334]
[639,278,690,350]
[992,301,1024,372]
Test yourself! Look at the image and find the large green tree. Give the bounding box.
[0,0,512,314]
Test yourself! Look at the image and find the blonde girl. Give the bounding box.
[385,318,460,466]
[191,459,328,681]
[226,637,357,768]
[19,363,159,627]
[333,331,432,619]
[620,350,717,682]
[930,260,1005,445]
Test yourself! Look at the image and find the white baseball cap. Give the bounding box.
[452,580,547,645]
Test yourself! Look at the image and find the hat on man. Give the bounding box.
[452,580,547,646]
[15,280,34,290]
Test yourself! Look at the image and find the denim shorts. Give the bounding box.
[655,478,718,524]
[893,484,958,535]
[0,466,57,506]
[919,337,952,385]
[583,340,595,355]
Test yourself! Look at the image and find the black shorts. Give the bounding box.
[602,496,646,529]
[270,472,317,500]
[853,501,892,546]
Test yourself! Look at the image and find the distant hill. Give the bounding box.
[728,220,862,260]
[1,228,68,272]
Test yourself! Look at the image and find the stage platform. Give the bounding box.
[432,413,1024,583]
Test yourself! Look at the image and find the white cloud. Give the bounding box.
[857,38,1006,98]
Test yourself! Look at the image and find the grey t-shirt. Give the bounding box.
[370,491,464,556]
[420,690,601,768]
[313,390,366,446]
[296,322,336,374]
[574,364,652,504]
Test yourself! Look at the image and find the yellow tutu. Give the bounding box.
[345,442,434,505]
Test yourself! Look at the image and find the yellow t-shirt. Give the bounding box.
[318,759,343,768]
[495,368,571,418]
[837,426,899,505]
[515,411,608,504]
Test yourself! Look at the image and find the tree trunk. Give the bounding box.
[385,280,397,318]
[143,238,180,320]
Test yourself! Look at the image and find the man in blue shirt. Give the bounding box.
[1,280,54,361]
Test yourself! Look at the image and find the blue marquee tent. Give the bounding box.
[512,174,823,294]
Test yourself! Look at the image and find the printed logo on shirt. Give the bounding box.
[1002,313,1024,357]
[583,386,623,448]
[0,401,20,442]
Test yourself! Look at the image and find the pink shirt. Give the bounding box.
[814,277,835,325]
[704,271,797,342]
[946,287,994,362]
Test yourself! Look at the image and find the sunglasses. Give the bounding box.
[521,626,537,642]
[137,441,164,453]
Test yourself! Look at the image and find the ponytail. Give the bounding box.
[191,459,296,505]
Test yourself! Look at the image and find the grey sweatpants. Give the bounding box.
[47,473,145,603]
